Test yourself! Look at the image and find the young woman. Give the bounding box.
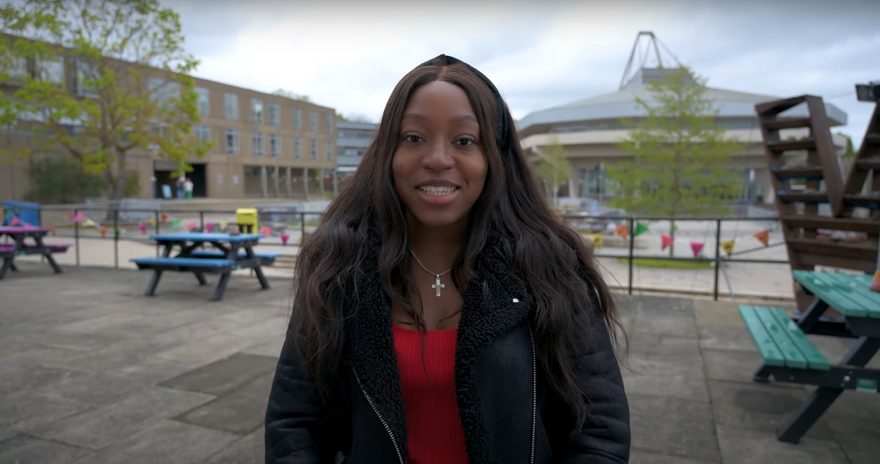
[265,55,630,464]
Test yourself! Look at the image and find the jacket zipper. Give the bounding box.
[354,370,405,464]
[528,326,537,464]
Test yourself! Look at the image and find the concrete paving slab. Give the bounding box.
[0,392,90,439]
[628,393,720,462]
[174,372,274,435]
[29,386,214,450]
[706,379,834,439]
[75,419,239,464]
[204,427,263,464]
[702,348,768,384]
[826,417,880,464]
[698,325,758,352]
[716,424,848,464]
[0,434,93,464]
[160,353,278,396]
[628,449,715,463]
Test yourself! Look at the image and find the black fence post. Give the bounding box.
[113,209,119,269]
[154,211,160,257]
[74,208,80,267]
[199,211,205,231]
[628,217,635,295]
[300,212,306,245]
[713,218,722,301]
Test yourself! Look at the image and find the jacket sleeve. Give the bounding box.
[264,333,337,464]
[560,307,631,464]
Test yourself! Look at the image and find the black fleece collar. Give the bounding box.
[345,226,533,463]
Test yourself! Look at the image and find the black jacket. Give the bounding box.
[265,238,630,463]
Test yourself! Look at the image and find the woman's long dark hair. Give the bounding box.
[290,55,624,427]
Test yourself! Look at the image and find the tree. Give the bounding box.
[535,136,572,208]
[0,0,209,200]
[273,88,311,102]
[606,66,742,253]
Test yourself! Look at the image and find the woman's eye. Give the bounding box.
[455,137,477,147]
[402,134,422,143]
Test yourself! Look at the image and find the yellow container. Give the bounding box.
[236,208,258,233]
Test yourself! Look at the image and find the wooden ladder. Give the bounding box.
[839,102,880,220]
[755,96,879,307]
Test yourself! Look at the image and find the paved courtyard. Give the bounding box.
[0,262,877,463]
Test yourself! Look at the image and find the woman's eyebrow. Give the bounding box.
[401,113,478,124]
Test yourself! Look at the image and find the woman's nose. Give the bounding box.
[423,141,454,170]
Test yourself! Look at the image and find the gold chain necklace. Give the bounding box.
[409,249,452,297]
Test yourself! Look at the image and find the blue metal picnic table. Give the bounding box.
[131,232,270,301]
[0,226,68,279]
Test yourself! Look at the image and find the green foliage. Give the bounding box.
[535,136,572,206]
[606,67,743,218]
[1,0,209,199]
[273,88,310,102]
[25,156,105,203]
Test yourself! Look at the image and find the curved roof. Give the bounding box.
[517,68,847,136]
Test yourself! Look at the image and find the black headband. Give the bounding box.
[418,54,512,155]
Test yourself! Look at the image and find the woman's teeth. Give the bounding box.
[419,186,456,196]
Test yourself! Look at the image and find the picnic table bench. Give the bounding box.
[131,232,270,301]
[739,271,880,443]
[0,226,69,279]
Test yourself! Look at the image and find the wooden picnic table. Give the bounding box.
[130,232,271,301]
[0,226,69,279]
[739,270,879,443]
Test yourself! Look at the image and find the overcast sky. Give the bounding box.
[164,0,880,143]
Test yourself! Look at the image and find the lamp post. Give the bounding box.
[855,82,880,102]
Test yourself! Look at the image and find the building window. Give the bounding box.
[326,141,334,161]
[148,77,180,108]
[5,53,28,81]
[310,139,317,160]
[196,87,210,117]
[294,108,301,129]
[226,129,239,154]
[310,111,318,132]
[251,98,263,123]
[324,114,334,133]
[195,125,211,144]
[74,60,98,97]
[252,132,263,156]
[270,134,280,157]
[294,137,301,160]
[269,102,280,126]
[37,58,64,84]
[224,93,238,120]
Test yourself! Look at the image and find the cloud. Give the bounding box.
[164,0,880,141]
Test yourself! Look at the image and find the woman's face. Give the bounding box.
[392,81,488,235]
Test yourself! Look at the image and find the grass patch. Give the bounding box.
[616,257,713,269]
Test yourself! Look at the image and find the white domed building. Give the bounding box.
[517,66,849,209]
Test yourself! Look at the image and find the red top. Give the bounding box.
[393,324,468,464]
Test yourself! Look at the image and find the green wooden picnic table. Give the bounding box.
[739,270,879,443]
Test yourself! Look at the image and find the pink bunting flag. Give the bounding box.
[138,223,147,234]
[187,220,197,232]
[204,222,215,232]
[871,270,880,292]
[71,211,85,223]
[261,226,272,236]
[753,229,770,247]
[280,232,290,245]
[660,233,674,250]
[99,226,108,238]
[690,241,704,257]
[10,216,20,226]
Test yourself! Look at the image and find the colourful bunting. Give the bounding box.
[82,219,96,228]
[614,224,629,239]
[634,222,649,237]
[187,220,197,232]
[99,226,108,238]
[872,270,880,292]
[204,222,215,232]
[690,241,704,257]
[138,223,147,234]
[114,228,121,240]
[261,226,272,236]
[71,211,86,223]
[721,240,735,256]
[147,217,156,226]
[170,217,181,229]
[280,232,290,245]
[10,216,20,226]
[160,212,169,224]
[219,220,228,231]
[660,233,674,250]
[585,234,604,247]
[753,229,770,247]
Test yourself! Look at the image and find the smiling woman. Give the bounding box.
[265,55,630,464]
